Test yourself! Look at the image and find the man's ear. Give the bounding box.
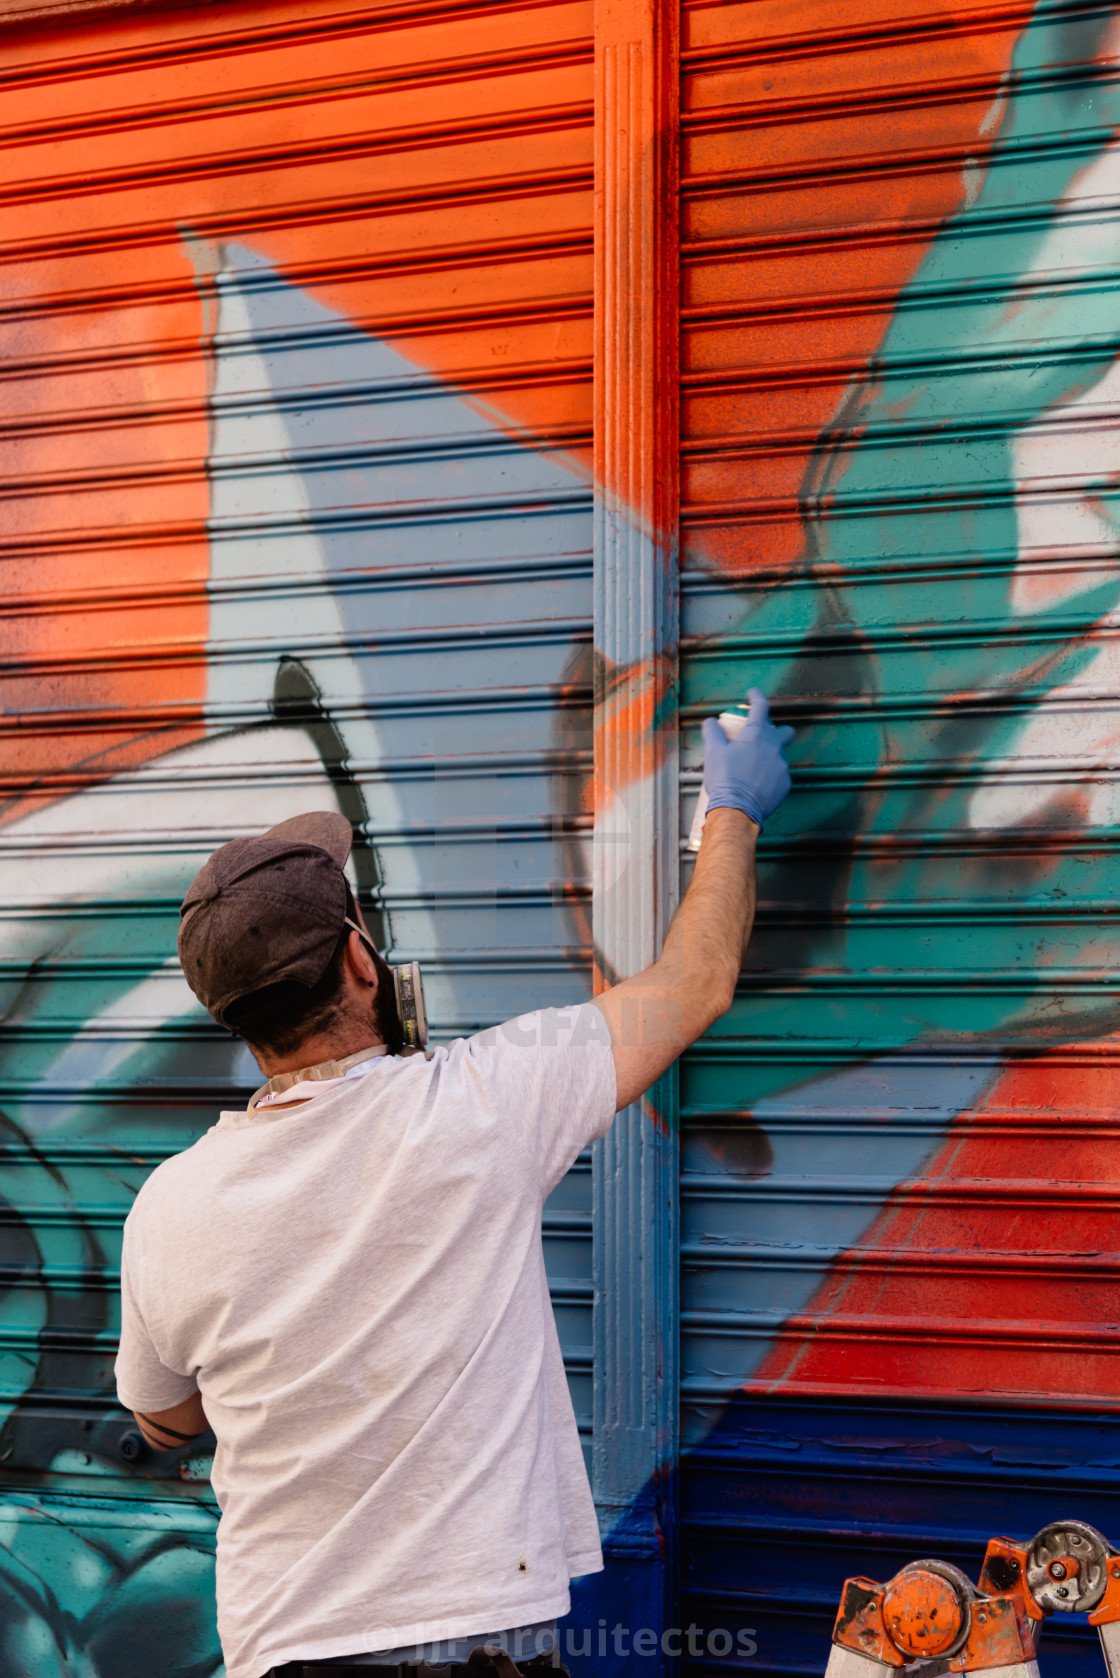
[345,926,380,992]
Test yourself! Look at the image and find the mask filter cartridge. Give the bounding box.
[393,961,428,1050]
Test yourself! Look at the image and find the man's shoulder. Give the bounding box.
[458,1003,612,1058]
[126,1132,216,1221]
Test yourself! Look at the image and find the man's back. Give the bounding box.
[116,1006,614,1678]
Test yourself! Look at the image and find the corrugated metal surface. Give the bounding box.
[0,0,593,1667]
[679,0,1120,1671]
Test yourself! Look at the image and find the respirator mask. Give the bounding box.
[344,917,428,1051]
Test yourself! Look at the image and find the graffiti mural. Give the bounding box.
[2,0,1119,1668]
[682,0,1120,1403]
[0,270,595,1662]
[0,0,595,1667]
[0,1492,220,1675]
[678,0,1120,1670]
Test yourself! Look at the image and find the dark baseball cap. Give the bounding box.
[178,811,355,1026]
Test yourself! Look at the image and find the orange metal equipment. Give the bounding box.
[825,1522,1119,1678]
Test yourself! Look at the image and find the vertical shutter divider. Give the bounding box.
[591,0,681,1640]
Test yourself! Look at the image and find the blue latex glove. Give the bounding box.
[702,689,794,831]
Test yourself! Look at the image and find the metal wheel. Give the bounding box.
[883,1559,975,1659]
[1026,1520,1110,1613]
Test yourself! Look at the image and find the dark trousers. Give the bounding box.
[265,1651,568,1677]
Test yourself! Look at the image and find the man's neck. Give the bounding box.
[254,1031,384,1081]
[259,1043,388,1100]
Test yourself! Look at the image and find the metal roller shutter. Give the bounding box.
[679,0,1120,1672]
[0,0,593,1666]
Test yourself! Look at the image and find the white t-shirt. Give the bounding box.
[115,1004,615,1678]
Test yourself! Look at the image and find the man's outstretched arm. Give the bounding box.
[593,689,793,1111]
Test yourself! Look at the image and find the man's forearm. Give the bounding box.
[592,692,788,1110]
[592,808,758,1109]
[657,806,757,1028]
[133,1391,209,1451]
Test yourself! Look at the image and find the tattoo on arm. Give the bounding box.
[137,1413,198,1443]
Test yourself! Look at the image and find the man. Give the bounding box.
[114,692,794,1678]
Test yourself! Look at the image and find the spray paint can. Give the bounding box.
[686,703,751,852]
